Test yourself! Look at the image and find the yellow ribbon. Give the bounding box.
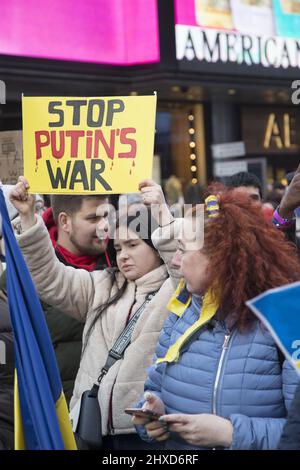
[205,195,220,218]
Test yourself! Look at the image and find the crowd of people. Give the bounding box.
[0,169,300,450]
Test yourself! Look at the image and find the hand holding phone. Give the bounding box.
[124,407,162,420]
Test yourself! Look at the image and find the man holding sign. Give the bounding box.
[22,95,157,194]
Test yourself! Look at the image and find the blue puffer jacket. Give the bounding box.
[136,295,299,450]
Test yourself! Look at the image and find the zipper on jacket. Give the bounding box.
[212,333,231,415]
[107,303,135,435]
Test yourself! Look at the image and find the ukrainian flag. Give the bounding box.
[247,283,300,377]
[0,188,77,450]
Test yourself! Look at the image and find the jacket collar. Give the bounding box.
[135,264,168,296]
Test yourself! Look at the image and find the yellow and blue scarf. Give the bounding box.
[157,280,218,365]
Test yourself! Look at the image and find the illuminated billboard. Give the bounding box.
[175,0,300,74]
[0,0,160,65]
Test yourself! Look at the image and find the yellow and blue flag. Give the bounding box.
[0,188,76,450]
[247,283,300,377]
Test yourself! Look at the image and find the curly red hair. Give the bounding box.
[203,187,300,330]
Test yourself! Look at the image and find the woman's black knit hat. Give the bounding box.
[116,207,159,252]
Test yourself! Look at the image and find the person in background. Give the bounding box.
[278,382,300,450]
[42,194,51,209]
[133,185,300,450]
[0,185,44,263]
[0,184,46,449]
[265,182,287,211]
[118,193,144,217]
[165,175,184,208]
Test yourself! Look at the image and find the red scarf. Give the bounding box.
[42,208,110,271]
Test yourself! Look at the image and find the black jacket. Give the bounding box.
[0,298,14,449]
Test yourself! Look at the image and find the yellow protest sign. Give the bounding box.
[22,95,157,194]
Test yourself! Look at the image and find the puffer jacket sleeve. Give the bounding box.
[229,359,300,450]
[16,215,110,322]
[135,312,179,442]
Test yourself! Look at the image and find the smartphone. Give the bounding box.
[124,407,162,420]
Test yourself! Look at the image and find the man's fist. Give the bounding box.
[9,176,36,229]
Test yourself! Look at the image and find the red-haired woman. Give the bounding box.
[134,181,300,450]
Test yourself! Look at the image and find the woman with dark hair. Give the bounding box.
[9,177,178,450]
[133,185,300,450]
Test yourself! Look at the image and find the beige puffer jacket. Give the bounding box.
[16,215,178,436]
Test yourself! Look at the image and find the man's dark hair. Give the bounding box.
[51,195,108,225]
[225,172,263,198]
